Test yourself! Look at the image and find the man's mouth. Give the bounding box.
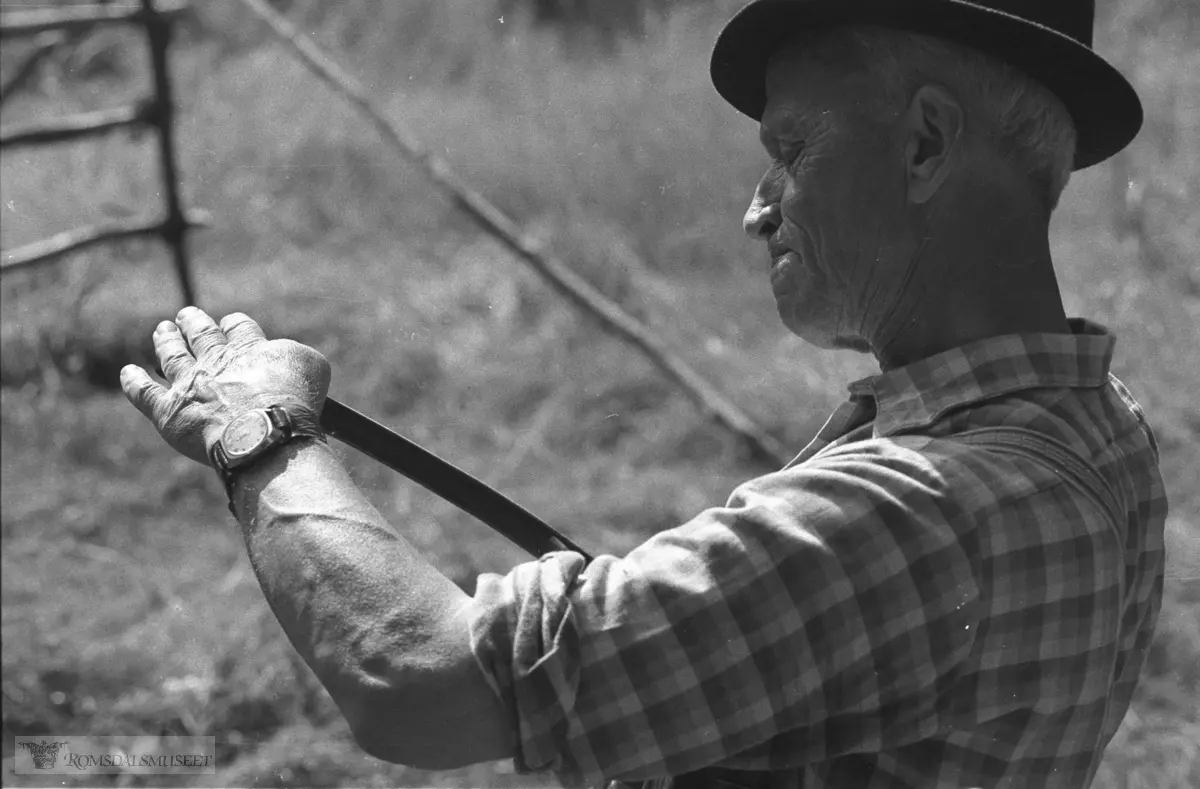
[770,252,802,293]
[767,237,795,269]
[770,250,798,270]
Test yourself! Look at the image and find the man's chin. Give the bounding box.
[830,335,873,353]
[781,316,872,354]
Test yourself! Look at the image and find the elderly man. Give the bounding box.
[122,1,1166,787]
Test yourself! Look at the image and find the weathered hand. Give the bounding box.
[120,306,331,466]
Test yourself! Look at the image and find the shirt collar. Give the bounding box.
[848,318,1116,437]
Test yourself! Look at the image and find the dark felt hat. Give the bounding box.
[711,0,1142,169]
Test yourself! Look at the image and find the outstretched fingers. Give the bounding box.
[176,306,229,358]
[220,312,268,345]
[120,364,168,422]
[154,320,195,382]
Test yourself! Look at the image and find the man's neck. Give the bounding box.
[871,188,1070,371]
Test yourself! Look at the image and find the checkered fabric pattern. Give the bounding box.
[469,318,1167,788]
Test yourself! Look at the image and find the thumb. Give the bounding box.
[120,364,169,423]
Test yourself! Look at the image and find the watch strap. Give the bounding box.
[212,403,326,517]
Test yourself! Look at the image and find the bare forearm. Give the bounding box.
[121,309,511,765]
[228,439,488,760]
[231,438,468,677]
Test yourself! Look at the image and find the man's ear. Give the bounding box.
[904,84,964,204]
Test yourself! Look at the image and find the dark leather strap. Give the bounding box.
[320,397,593,561]
[322,399,770,789]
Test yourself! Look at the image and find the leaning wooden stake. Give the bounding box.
[238,0,788,467]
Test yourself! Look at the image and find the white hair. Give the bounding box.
[800,26,1078,212]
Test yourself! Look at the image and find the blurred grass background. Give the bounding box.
[1,0,1197,786]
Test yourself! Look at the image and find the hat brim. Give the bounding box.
[711,0,1142,169]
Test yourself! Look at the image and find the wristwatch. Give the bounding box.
[208,403,325,515]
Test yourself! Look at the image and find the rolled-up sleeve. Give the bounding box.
[469,440,982,787]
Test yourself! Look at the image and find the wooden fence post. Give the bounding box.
[141,0,195,307]
[0,0,200,309]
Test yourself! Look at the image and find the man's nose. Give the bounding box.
[743,180,782,240]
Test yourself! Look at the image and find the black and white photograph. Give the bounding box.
[1,1,1197,787]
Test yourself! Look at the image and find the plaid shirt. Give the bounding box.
[469,318,1167,788]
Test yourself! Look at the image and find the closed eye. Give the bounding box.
[759,127,804,171]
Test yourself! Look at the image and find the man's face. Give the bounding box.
[743,47,912,352]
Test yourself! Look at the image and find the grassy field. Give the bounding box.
[1,1,1197,786]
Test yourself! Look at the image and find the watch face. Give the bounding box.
[223,411,272,458]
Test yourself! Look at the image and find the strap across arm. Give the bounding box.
[320,397,593,561]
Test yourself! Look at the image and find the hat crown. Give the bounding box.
[711,0,1142,169]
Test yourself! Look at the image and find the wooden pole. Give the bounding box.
[141,0,196,308]
[0,0,189,39]
[0,103,150,149]
[0,213,208,274]
[238,0,788,467]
